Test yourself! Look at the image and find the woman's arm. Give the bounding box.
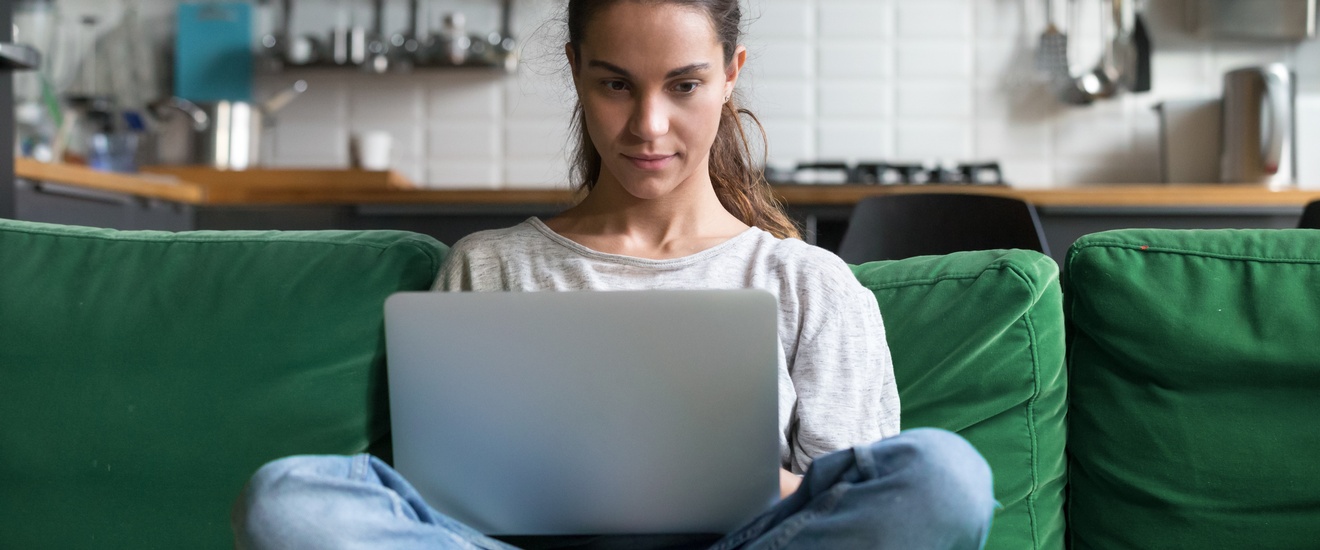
[780,468,803,499]
[785,262,901,472]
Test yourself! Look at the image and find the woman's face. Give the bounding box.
[569,1,745,201]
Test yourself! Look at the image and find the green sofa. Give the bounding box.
[2,217,1318,549]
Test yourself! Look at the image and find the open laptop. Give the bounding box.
[383,289,781,536]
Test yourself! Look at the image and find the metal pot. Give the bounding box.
[153,80,307,170]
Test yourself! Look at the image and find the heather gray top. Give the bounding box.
[435,218,900,473]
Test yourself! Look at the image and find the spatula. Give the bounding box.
[1036,0,1071,85]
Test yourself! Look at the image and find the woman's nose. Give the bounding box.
[629,93,669,140]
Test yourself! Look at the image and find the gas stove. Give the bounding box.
[765,161,1007,186]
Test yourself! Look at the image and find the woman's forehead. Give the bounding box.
[577,2,725,72]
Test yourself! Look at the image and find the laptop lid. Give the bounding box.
[384,289,781,536]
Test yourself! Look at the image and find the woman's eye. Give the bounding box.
[673,82,699,94]
[604,81,629,92]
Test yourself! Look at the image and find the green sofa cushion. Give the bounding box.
[0,219,445,549]
[1064,229,1320,549]
[852,250,1066,550]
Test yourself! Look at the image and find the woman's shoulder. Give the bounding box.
[444,218,547,261]
[747,230,856,278]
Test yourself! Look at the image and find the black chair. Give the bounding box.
[836,193,1050,263]
[1299,200,1320,229]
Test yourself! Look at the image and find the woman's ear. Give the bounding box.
[725,44,747,97]
[565,43,579,78]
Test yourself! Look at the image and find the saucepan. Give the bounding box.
[152,80,308,170]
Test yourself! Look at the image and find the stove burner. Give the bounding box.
[767,161,1006,186]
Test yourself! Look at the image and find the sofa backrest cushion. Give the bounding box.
[0,219,445,548]
[852,250,1066,550]
[1064,229,1320,549]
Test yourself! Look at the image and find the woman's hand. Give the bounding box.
[779,468,802,499]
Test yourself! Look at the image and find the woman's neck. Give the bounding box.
[545,170,751,260]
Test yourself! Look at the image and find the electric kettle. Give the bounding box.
[1220,64,1294,187]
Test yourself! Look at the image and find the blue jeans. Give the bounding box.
[233,428,995,550]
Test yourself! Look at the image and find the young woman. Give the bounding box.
[233,1,995,548]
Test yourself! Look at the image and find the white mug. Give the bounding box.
[353,130,393,171]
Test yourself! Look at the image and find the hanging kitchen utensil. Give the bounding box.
[1130,0,1152,92]
[1058,0,1129,104]
[1082,0,1121,98]
[1036,0,1071,83]
[1057,0,1101,104]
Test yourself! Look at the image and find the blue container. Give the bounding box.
[175,2,253,102]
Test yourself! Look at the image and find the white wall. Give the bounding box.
[45,0,1320,188]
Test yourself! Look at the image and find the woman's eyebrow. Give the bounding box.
[587,60,712,80]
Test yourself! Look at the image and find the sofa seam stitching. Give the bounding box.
[1004,263,1045,549]
[857,262,1018,291]
[386,237,446,275]
[1070,240,1320,264]
[3,224,411,251]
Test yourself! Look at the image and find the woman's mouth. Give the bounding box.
[624,153,677,171]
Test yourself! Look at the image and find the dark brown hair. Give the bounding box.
[565,0,801,239]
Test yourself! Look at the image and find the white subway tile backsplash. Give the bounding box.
[749,1,815,38]
[818,120,892,160]
[426,161,503,189]
[975,122,1050,160]
[269,74,348,125]
[999,160,1054,188]
[227,0,1313,188]
[348,79,424,128]
[894,121,972,160]
[818,43,891,78]
[1297,94,1320,189]
[1297,41,1320,82]
[747,42,814,79]
[505,120,573,158]
[818,81,892,117]
[505,159,573,189]
[1053,115,1132,159]
[758,118,814,163]
[974,0,1030,39]
[896,83,972,118]
[1129,110,1163,184]
[818,1,891,39]
[424,71,505,119]
[974,81,1060,121]
[973,43,1019,80]
[896,0,972,39]
[896,43,972,78]
[506,72,576,119]
[428,121,500,160]
[747,81,813,118]
[272,124,349,164]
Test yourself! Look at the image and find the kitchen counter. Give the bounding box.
[14,159,1318,263]
[16,158,1320,208]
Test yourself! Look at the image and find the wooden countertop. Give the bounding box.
[16,158,1320,208]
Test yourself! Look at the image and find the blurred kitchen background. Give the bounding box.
[10,0,1320,189]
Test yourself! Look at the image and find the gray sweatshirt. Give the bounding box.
[435,218,900,472]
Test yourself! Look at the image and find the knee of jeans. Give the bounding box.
[233,455,358,543]
[869,428,996,517]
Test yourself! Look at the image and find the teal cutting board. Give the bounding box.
[175,2,253,102]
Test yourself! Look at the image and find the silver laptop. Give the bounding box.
[383,289,780,536]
